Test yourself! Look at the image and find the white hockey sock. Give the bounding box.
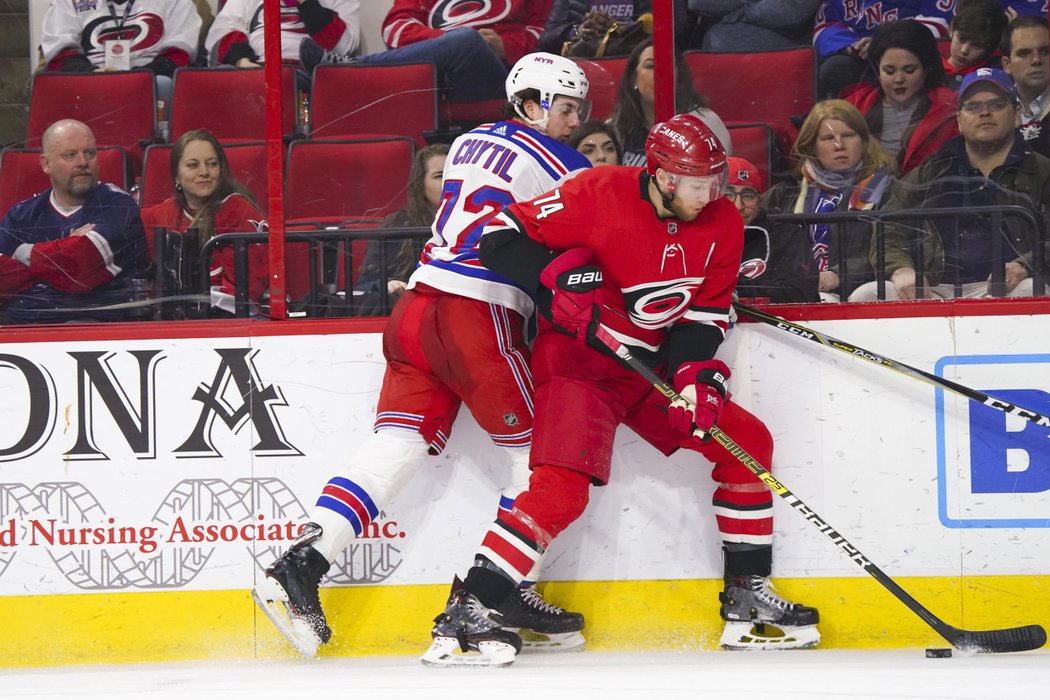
[308,429,429,563]
[499,447,547,584]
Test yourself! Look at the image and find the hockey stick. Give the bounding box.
[733,302,1050,429]
[591,324,1046,654]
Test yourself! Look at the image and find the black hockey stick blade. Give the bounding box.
[949,624,1047,654]
[591,324,1047,654]
[733,302,1050,429]
[868,566,1047,653]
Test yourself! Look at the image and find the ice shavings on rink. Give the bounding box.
[1,648,1046,700]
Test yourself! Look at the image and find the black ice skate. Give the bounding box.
[421,583,523,667]
[491,583,586,652]
[251,523,332,658]
[719,574,820,650]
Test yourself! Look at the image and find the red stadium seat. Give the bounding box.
[309,63,438,147]
[285,137,413,302]
[0,146,129,220]
[574,57,626,121]
[140,142,270,210]
[26,70,156,176]
[168,67,299,143]
[283,219,385,299]
[443,99,505,132]
[724,122,779,186]
[284,137,414,225]
[684,47,816,156]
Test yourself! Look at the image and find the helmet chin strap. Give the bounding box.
[658,173,678,211]
[513,99,549,133]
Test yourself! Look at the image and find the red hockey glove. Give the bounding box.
[668,359,731,436]
[539,248,603,344]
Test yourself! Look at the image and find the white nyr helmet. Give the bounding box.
[506,52,591,132]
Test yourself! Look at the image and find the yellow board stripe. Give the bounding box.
[4,576,1048,667]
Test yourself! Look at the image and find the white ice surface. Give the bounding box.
[1,649,1045,700]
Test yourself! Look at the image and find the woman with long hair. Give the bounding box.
[568,120,622,166]
[140,129,268,315]
[763,99,896,301]
[353,143,450,309]
[842,19,959,176]
[608,37,732,166]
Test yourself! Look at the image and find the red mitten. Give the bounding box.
[668,359,731,436]
[539,248,603,343]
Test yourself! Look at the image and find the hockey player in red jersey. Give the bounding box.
[252,53,593,659]
[422,114,821,666]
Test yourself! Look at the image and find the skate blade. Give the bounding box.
[420,636,518,667]
[512,629,585,653]
[720,621,821,651]
[251,578,322,658]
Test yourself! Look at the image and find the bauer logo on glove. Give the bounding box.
[560,268,603,290]
[540,248,604,344]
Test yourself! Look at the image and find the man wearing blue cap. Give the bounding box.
[853,66,1050,300]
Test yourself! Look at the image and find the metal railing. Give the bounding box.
[153,225,431,319]
[765,204,1046,300]
[150,204,1046,321]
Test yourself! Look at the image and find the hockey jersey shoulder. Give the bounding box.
[452,121,590,184]
[215,192,267,233]
[3,189,52,223]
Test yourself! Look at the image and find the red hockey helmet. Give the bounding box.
[645,114,728,178]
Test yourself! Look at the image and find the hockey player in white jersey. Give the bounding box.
[252,52,592,660]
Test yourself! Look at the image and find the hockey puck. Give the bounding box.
[925,648,952,658]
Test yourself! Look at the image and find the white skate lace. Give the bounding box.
[457,593,498,630]
[520,586,565,615]
[748,577,796,612]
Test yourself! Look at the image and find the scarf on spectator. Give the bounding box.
[796,160,892,271]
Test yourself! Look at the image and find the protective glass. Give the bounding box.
[550,94,592,123]
[674,172,728,201]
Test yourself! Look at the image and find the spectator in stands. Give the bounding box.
[814,0,952,100]
[608,38,732,167]
[727,156,820,303]
[569,120,622,165]
[842,20,959,177]
[538,1,690,55]
[352,143,450,315]
[140,129,268,317]
[852,68,1050,301]
[1002,15,1050,159]
[763,100,895,302]
[40,0,201,108]
[207,0,359,68]
[942,0,1009,92]
[0,120,149,324]
[209,0,545,103]
[363,0,550,102]
[687,0,821,52]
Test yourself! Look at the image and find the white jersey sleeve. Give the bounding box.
[407,120,591,314]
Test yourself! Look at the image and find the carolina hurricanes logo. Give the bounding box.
[83,13,164,55]
[429,0,511,29]
[621,279,703,330]
[739,258,767,280]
